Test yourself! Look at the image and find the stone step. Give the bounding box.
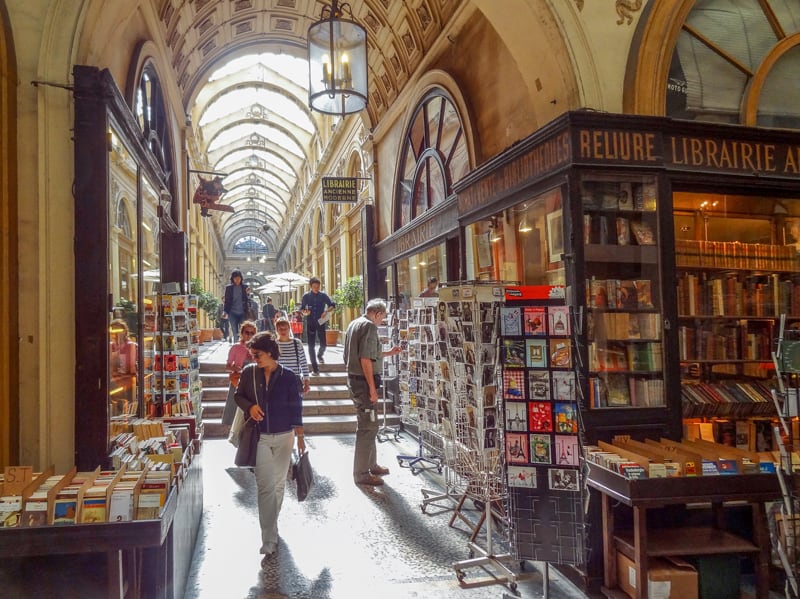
[203,400,226,419]
[201,386,228,402]
[302,413,402,435]
[200,373,229,387]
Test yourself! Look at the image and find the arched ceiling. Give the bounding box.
[150,0,464,261]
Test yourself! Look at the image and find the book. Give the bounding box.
[526,339,548,368]
[617,182,633,210]
[500,307,522,336]
[530,434,552,464]
[616,217,630,246]
[605,374,631,406]
[630,220,656,245]
[554,402,578,433]
[523,306,547,336]
[528,402,553,433]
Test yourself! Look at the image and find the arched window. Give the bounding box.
[134,62,174,207]
[667,0,800,128]
[394,89,469,229]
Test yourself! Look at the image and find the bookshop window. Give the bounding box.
[394,90,469,229]
[109,122,141,422]
[674,191,800,382]
[667,0,800,128]
[464,188,564,285]
[395,243,447,300]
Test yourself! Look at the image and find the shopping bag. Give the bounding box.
[228,407,245,447]
[292,450,314,502]
[234,418,259,468]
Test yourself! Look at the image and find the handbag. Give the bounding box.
[233,367,261,467]
[234,418,259,468]
[227,407,245,447]
[291,450,314,502]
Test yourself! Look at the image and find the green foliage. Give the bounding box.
[333,276,364,321]
[190,277,220,321]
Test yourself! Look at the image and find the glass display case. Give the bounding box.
[579,172,665,410]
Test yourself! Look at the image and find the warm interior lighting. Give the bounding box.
[518,218,532,233]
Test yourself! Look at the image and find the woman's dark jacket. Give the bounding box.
[235,363,303,434]
[223,283,250,315]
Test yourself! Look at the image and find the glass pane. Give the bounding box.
[108,122,140,427]
[465,188,563,285]
[757,45,800,129]
[581,172,663,409]
[427,156,446,207]
[771,0,800,34]
[427,96,443,151]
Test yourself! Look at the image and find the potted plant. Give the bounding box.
[190,277,221,342]
[329,275,364,345]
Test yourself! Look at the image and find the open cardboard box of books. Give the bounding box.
[617,552,698,599]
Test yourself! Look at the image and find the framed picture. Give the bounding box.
[546,210,564,263]
[476,231,493,269]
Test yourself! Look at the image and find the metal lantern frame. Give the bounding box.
[307,0,368,116]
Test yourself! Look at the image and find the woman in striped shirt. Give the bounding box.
[274,317,311,394]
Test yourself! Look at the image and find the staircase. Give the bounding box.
[198,341,400,438]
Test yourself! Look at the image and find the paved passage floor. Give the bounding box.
[183,434,588,599]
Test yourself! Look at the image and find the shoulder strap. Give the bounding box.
[293,338,300,364]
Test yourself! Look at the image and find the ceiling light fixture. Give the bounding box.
[307,0,368,116]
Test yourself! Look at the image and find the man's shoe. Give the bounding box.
[355,474,384,486]
[370,465,390,476]
[317,355,325,364]
[312,369,320,376]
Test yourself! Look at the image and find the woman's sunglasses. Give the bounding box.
[242,330,256,336]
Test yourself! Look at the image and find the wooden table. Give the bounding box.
[586,461,781,599]
[0,452,202,599]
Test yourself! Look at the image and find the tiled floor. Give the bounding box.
[183,435,588,599]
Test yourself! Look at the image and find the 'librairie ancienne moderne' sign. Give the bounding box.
[322,176,358,203]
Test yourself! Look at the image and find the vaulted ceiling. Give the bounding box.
[149,0,465,261]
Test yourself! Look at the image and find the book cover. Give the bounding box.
[523,306,547,336]
[80,497,107,523]
[605,374,631,406]
[616,217,630,246]
[551,371,575,402]
[619,281,638,309]
[590,279,609,308]
[502,339,526,368]
[599,182,620,209]
[530,434,552,464]
[505,402,528,431]
[528,402,553,433]
[630,220,656,245]
[0,496,22,528]
[633,279,653,308]
[617,182,633,210]
[505,432,530,464]
[618,462,648,479]
[528,370,551,401]
[526,339,548,368]
[548,306,570,336]
[502,370,525,399]
[554,402,578,433]
[549,339,572,368]
[500,307,522,336]
[554,435,580,465]
[548,468,579,492]
[507,466,537,488]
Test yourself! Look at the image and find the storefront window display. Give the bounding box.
[396,243,447,305]
[465,188,565,286]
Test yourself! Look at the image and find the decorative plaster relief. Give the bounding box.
[200,37,217,57]
[234,0,254,10]
[402,31,416,55]
[615,0,643,25]
[197,17,214,36]
[194,0,213,12]
[416,4,432,30]
[276,0,297,7]
[234,20,254,35]
[363,13,381,34]
[272,17,295,32]
[390,55,402,75]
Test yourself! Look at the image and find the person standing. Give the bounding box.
[235,332,304,566]
[419,276,439,297]
[274,317,310,395]
[300,277,335,376]
[109,318,138,413]
[223,269,250,343]
[217,296,231,342]
[262,297,277,333]
[221,321,257,428]
[343,299,401,486]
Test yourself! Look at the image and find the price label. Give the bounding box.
[3,466,33,495]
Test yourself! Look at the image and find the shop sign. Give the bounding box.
[322,176,359,203]
[575,127,800,178]
[458,131,571,218]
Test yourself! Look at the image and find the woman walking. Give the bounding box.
[223,269,250,342]
[221,321,257,428]
[274,317,311,395]
[235,332,304,566]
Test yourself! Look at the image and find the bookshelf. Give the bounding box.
[674,204,800,419]
[580,173,666,412]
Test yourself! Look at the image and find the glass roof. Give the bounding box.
[194,52,318,258]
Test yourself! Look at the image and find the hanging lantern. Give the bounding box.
[307,0,368,116]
